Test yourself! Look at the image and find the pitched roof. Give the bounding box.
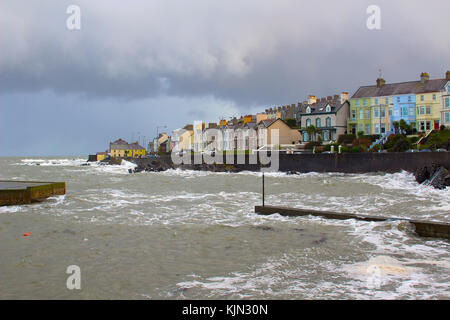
[244,121,257,129]
[128,142,145,150]
[352,79,447,99]
[111,138,128,145]
[257,118,290,128]
[224,123,243,130]
[297,97,347,115]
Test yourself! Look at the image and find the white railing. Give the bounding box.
[369,130,393,150]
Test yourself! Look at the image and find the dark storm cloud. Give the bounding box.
[1,0,449,156]
[2,0,449,106]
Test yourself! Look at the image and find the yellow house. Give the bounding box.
[370,96,391,134]
[110,139,146,158]
[416,91,442,132]
[96,152,108,161]
[178,130,193,151]
[172,126,194,152]
[126,142,146,158]
[110,138,129,158]
[243,115,253,124]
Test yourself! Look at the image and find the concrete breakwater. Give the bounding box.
[255,205,450,239]
[0,181,66,206]
[124,152,450,175]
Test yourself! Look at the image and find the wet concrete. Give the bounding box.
[0,181,65,206]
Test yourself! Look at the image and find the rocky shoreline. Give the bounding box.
[413,164,450,190]
[98,154,450,190]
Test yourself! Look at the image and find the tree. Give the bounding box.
[306,125,317,142]
[383,134,411,152]
[399,119,412,135]
[392,121,400,134]
[399,119,407,134]
[285,118,297,128]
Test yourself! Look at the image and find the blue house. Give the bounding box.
[390,94,416,132]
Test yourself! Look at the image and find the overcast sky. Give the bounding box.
[1,0,449,156]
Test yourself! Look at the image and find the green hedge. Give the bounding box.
[337,134,356,144]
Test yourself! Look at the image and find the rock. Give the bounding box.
[428,167,449,189]
[428,163,442,178]
[414,166,429,184]
[415,164,449,189]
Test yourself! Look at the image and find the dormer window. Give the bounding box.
[306,107,311,114]
[326,105,331,112]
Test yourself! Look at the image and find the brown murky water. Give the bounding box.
[0,157,449,299]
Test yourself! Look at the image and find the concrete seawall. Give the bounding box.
[116,151,450,174]
[0,181,66,206]
[255,205,450,239]
[171,152,450,173]
[277,152,450,173]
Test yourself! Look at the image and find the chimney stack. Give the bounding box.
[308,95,317,105]
[327,96,332,101]
[340,92,349,104]
[333,94,339,100]
[446,70,450,81]
[376,78,385,88]
[420,72,430,84]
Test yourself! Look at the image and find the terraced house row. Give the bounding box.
[170,70,450,152]
[347,71,450,136]
[266,92,350,143]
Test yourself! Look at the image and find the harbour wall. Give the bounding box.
[174,152,450,173]
[118,152,450,174]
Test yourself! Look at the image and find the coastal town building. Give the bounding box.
[153,70,450,154]
[256,113,268,123]
[256,118,301,149]
[295,93,349,142]
[148,133,172,153]
[172,125,194,152]
[348,71,449,135]
[126,142,146,157]
[110,138,129,158]
[109,138,146,158]
[441,73,450,129]
[96,152,109,161]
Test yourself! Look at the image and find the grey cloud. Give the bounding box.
[1,0,449,107]
[1,1,449,156]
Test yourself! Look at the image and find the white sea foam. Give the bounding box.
[0,205,24,213]
[18,158,88,166]
[4,157,449,299]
